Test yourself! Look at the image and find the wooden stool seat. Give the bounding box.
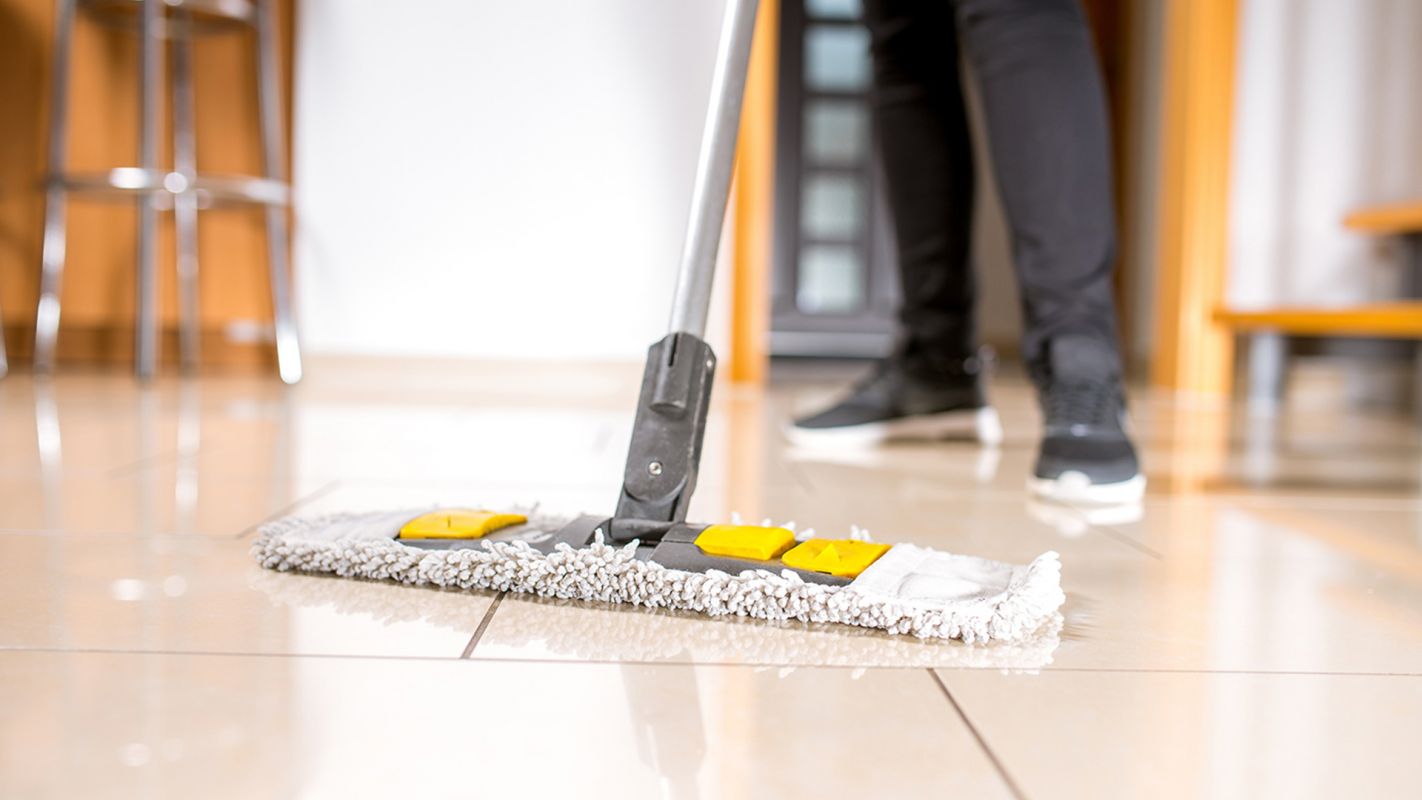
[1216,303,1422,339]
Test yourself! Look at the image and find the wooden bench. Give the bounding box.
[1214,202,1422,408]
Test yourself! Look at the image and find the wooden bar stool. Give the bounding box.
[37,0,301,383]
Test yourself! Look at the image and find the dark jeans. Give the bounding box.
[863,0,1120,371]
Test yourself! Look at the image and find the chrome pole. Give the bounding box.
[135,0,163,379]
[666,0,760,339]
[173,8,201,372]
[255,0,302,384]
[35,0,78,373]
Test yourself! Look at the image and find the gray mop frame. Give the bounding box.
[399,0,840,582]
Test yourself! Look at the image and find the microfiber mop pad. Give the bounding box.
[252,508,1063,644]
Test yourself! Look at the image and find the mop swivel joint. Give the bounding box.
[610,332,716,543]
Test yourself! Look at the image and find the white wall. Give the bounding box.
[292,0,729,361]
[1228,0,1422,308]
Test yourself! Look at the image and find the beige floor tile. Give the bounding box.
[1084,495,1422,558]
[1201,451,1421,497]
[1121,402,1420,498]
[938,669,1422,800]
[287,477,818,533]
[779,376,1422,501]
[0,374,295,478]
[1039,501,1422,673]
[787,433,1422,503]
[286,480,617,520]
[286,404,618,485]
[0,533,485,656]
[6,361,1421,797]
[751,469,1139,563]
[473,594,1064,670]
[295,355,646,409]
[0,650,1010,800]
[0,473,335,535]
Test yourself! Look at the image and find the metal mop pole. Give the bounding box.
[667,0,761,339]
[613,0,762,535]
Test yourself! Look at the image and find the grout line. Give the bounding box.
[105,449,187,478]
[930,670,1028,800]
[2,645,1420,678]
[783,460,817,494]
[1086,523,1164,560]
[461,592,505,659]
[233,480,344,539]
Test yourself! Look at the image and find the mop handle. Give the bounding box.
[667,0,761,339]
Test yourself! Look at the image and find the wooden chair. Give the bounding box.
[1214,201,1422,408]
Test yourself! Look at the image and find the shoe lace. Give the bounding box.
[1043,379,1117,427]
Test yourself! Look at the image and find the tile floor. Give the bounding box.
[1,360,1419,799]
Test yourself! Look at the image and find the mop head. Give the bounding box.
[252,508,1064,644]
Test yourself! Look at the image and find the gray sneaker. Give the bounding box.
[788,350,1002,447]
[1027,336,1145,504]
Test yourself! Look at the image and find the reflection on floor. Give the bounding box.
[1,360,1419,798]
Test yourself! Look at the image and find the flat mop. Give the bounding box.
[252,0,1064,643]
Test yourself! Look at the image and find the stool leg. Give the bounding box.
[1246,332,1288,414]
[255,0,302,384]
[135,0,163,380]
[1405,233,1422,423]
[35,0,78,374]
[173,9,201,372]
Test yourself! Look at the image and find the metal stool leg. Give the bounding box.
[1246,332,1288,414]
[255,0,301,384]
[35,0,78,373]
[135,0,163,380]
[1404,233,1422,423]
[0,292,7,379]
[173,9,201,372]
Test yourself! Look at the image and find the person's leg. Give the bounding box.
[954,0,1142,501]
[790,0,1001,447]
[867,0,977,364]
[954,0,1118,365]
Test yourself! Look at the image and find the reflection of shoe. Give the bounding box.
[1026,498,1144,538]
[783,441,1002,485]
[1027,336,1146,504]
[787,350,1003,447]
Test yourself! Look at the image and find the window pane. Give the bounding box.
[805,100,868,165]
[801,173,863,238]
[797,244,864,314]
[804,26,870,91]
[805,0,861,20]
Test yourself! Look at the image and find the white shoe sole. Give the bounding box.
[1027,471,1146,505]
[785,406,1004,448]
